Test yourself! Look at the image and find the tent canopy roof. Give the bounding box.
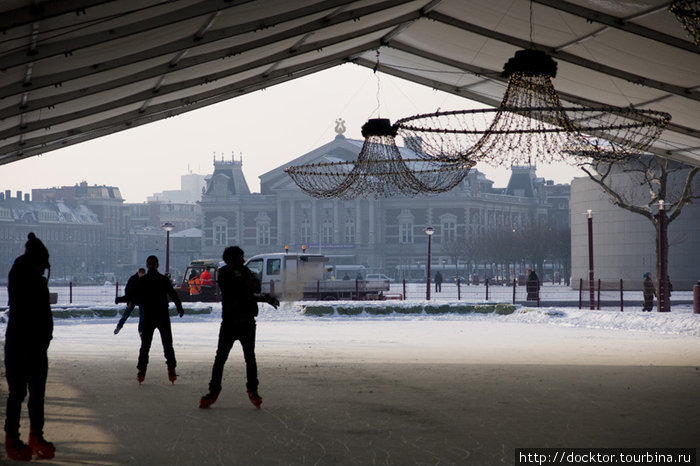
[1,0,698,167]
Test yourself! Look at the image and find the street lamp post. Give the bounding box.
[162,222,174,276]
[425,227,434,300]
[587,210,595,310]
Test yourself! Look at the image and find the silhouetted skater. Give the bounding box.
[199,246,278,410]
[4,233,56,461]
[124,255,184,384]
[114,268,145,335]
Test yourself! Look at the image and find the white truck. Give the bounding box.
[244,252,390,301]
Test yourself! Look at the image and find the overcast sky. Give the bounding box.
[0,64,581,204]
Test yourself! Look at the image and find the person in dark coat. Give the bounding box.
[435,271,443,292]
[125,255,184,384]
[642,272,656,312]
[199,246,278,410]
[526,268,540,301]
[4,232,56,461]
[114,268,145,335]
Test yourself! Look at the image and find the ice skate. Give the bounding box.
[199,392,219,409]
[29,431,56,460]
[137,369,146,384]
[247,389,262,408]
[5,433,32,462]
[168,367,178,384]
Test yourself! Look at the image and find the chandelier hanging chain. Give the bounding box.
[394,49,671,167]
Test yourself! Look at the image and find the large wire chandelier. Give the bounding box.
[395,49,671,167]
[285,118,474,199]
[670,0,700,47]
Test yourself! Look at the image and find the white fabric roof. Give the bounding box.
[1,0,698,167]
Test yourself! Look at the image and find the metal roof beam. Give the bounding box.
[0,42,377,160]
[0,0,409,99]
[0,0,116,31]
[530,0,696,54]
[426,11,700,103]
[0,11,420,120]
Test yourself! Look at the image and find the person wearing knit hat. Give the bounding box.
[4,232,56,461]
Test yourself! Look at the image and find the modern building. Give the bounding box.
[570,161,700,290]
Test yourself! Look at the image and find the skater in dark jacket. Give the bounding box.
[4,233,56,461]
[114,268,145,335]
[199,246,278,409]
[124,256,184,384]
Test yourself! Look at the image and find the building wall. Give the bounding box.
[571,175,700,290]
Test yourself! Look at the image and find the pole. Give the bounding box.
[587,209,595,310]
[425,227,434,300]
[426,233,431,301]
[658,200,669,312]
[165,229,171,276]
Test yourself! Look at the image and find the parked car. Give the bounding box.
[366,273,394,282]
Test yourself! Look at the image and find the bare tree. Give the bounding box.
[579,155,700,310]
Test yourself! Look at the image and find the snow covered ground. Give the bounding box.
[1,294,698,464]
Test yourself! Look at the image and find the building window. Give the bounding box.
[255,212,271,246]
[344,219,355,244]
[300,218,311,245]
[397,209,414,244]
[321,218,333,244]
[440,214,457,243]
[213,221,228,246]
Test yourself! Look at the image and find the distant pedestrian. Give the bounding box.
[199,246,278,410]
[526,268,539,301]
[4,233,56,461]
[125,255,184,384]
[434,271,443,292]
[642,272,655,312]
[114,268,146,335]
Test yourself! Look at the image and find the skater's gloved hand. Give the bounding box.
[177,307,184,318]
[263,294,279,309]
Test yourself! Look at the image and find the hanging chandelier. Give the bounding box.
[395,49,671,167]
[285,118,474,199]
[670,0,700,47]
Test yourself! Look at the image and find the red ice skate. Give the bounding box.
[168,368,178,384]
[5,434,32,462]
[137,369,146,384]
[29,430,56,460]
[199,392,219,409]
[247,389,262,409]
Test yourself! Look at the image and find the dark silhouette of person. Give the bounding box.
[642,272,656,311]
[114,268,146,335]
[4,232,56,461]
[342,273,350,280]
[526,268,540,301]
[199,246,278,410]
[125,255,184,384]
[435,271,443,292]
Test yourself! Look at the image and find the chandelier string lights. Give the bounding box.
[395,49,671,167]
[285,118,474,199]
[670,0,700,47]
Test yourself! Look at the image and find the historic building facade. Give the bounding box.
[200,130,570,280]
[0,189,103,282]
